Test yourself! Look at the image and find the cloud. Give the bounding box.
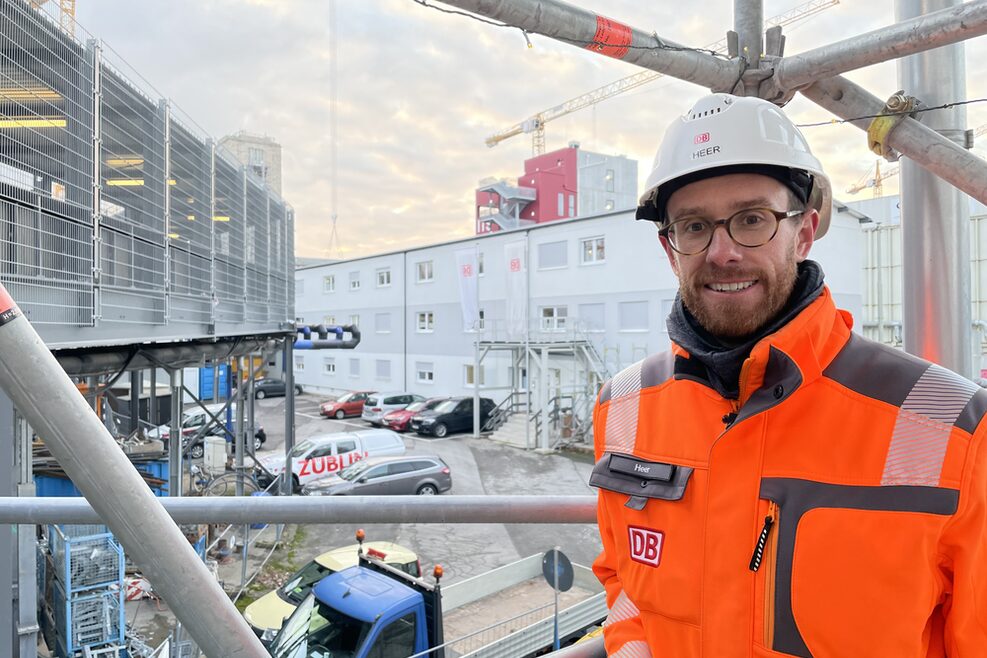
[73,0,987,258]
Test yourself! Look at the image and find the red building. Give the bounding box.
[475,143,637,234]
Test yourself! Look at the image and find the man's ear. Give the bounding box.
[794,210,819,262]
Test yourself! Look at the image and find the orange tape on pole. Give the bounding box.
[586,16,632,59]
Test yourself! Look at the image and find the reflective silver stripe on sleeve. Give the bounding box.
[609,640,653,658]
[882,364,980,486]
[604,360,644,454]
[604,590,641,626]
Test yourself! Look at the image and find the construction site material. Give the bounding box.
[0,285,268,657]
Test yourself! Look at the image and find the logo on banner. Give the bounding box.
[628,526,664,567]
[694,132,710,144]
[509,258,521,272]
[461,264,473,277]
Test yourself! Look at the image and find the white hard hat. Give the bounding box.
[636,93,832,239]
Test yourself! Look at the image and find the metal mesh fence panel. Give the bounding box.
[0,4,287,338]
[0,1,93,220]
[99,63,166,245]
[245,174,269,275]
[0,199,92,324]
[268,196,285,271]
[213,147,244,267]
[245,266,266,323]
[168,112,211,257]
[214,257,244,323]
[170,245,212,325]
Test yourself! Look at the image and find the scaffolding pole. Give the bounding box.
[897,0,972,377]
[434,0,739,90]
[0,287,268,658]
[771,1,987,93]
[0,495,598,525]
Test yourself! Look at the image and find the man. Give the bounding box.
[591,93,987,657]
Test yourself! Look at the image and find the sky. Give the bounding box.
[68,0,987,260]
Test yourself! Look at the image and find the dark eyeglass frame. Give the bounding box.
[658,207,805,255]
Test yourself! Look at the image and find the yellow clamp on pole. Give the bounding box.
[867,90,921,161]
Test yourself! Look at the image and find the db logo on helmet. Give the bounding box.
[694,132,710,144]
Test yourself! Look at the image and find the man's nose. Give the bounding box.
[705,223,742,265]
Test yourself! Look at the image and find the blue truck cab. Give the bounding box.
[268,551,445,658]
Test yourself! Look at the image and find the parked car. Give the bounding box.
[410,396,496,438]
[146,403,265,458]
[256,428,405,490]
[301,454,452,496]
[382,397,448,432]
[243,541,420,643]
[251,377,303,399]
[361,392,426,426]
[320,390,374,419]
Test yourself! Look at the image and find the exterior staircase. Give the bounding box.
[489,414,533,450]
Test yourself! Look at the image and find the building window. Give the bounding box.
[578,303,605,333]
[606,168,615,193]
[537,241,568,270]
[350,358,361,377]
[416,260,434,283]
[540,305,568,332]
[464,364,486,386]
[248,147,265,166]
[568,194,576,218]
[417,311,435,333]
[294,356,305,371]
[323,358,336,375]
[377,268,391,287]
[416,362,434,384]
[619,301,649,332]
[323,314,336,326]
[376,359,391,380]
[349,314,360,327]
[349,271,360,291]
[323,275,335,293]
[557,192,564,217]
[581,236,606,264]
[375,312,391,333]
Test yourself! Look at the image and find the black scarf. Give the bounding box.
[666,260,825,399]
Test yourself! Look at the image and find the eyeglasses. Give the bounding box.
[659,207,805,255]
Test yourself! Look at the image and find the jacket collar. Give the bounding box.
[673,286,854,408]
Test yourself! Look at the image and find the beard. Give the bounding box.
[679,251,798,340]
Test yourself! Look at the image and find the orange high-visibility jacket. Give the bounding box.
[591,287,987,658]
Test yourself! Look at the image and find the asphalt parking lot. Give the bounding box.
[124,392,602,650]
[255,392,602,580]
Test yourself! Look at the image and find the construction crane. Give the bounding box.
[29,0,76,38]
[485,0,840,155]
[846,124,987,197]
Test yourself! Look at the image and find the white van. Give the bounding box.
[258,429,406,489]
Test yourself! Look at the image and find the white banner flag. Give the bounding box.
[455,248,480,332]
[504,239,527,338]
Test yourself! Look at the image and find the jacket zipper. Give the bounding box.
[749,501,779,647]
